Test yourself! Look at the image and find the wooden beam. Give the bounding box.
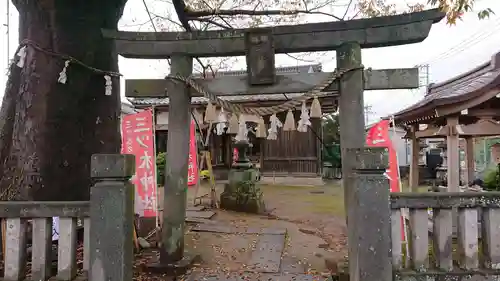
[459,119,500,137]
[103,9,444,58]
[462,108,500,117]
[125,68,418,98]
[414,119,500,138]
[415,125,446,138]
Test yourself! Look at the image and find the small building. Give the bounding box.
[128,64,335,180]
[392,52,500,190]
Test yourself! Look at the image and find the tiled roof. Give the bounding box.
[120,102,137,114]
[130,93,309,106]
[129,64,322,107]
[393,52,500,120]
[195,64,322,77]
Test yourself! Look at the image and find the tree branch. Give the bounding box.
[121,16,160,28]
[343,0,354,19]
[150,12,185,29]
[185,8,343,21]
[192,17,233,29]
[172,0,191,30]
[171,0,218,76]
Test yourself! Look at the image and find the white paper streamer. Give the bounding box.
[104,75,112,96]
[216,108,228,135]
[16,46,27,68]
[297,102,311,132]
[235,115,248,142]
[267,113,283,140]
[58,60,71,84]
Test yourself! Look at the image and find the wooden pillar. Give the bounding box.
[311,118,322,176]
[464,137,475,184]
[161,56,193,263]
[337,42,365,281]
[446,116,460,191]
[225,134,232,168]
[409,124,419,192]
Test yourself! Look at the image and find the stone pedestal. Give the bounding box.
[220,140,265,214]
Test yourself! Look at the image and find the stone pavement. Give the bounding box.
[185,272,329,280]
[183,222,331,281]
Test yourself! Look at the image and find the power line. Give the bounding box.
[411,18,500,89]
[424,18,500,64]
[417,17,500,66]
[142,0,157,32]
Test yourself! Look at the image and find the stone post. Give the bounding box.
[89,154,135,281]
[337,42,365,281]
[349,147,392,281]
[161,55,193,264]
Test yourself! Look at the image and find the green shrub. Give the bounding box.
[483,168,499,191]
[156,152,166,185]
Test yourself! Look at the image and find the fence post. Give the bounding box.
[347,147,392,281]
[89,154,135,281]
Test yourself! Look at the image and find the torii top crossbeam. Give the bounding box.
[102,9,445,59]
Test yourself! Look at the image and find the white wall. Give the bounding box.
[389,129,410,166]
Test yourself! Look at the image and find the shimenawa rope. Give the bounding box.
[166,66,364,116]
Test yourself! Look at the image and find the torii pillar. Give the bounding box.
[156,56,196,271]
[337,42,366,281]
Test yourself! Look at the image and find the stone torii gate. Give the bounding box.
[103,8,444,279]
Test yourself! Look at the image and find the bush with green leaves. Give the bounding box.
[483,167,499,191]
[156,152,166,185]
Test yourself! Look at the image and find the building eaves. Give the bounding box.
[392,52,500,123]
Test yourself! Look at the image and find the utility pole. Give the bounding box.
[423,64,430,91]
[425,64,430,86]
[364,105,374,124]
[411,64,430,96]
[418,64,430,92]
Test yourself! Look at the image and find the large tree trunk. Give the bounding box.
[0,0,127,201]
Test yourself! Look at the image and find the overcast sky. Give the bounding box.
[1,0,500,123]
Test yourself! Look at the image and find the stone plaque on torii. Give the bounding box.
[103,8,444,278]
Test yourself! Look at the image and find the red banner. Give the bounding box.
[121,110,157,217]
[188,119,198,186]
[366,120,400,193]
[366,120,406,241]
